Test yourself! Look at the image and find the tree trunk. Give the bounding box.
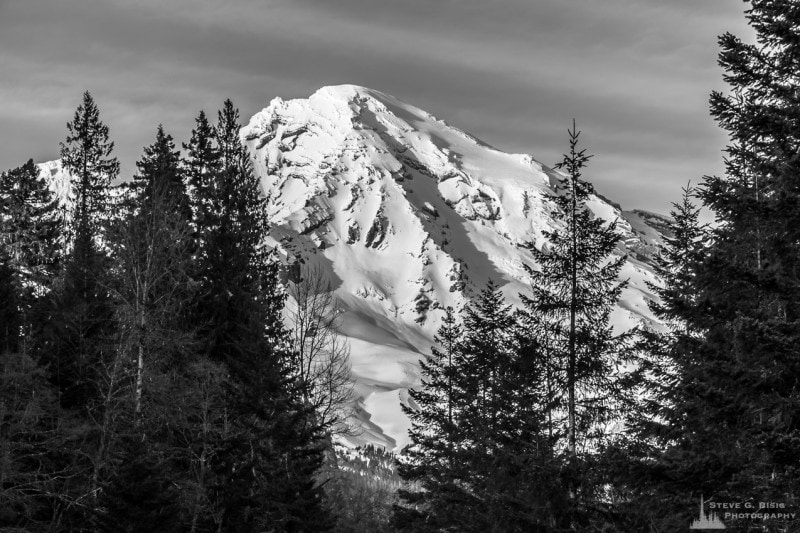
[135,309,145,418]
[567,162,578,459]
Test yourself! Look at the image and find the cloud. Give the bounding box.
[0,0,752,213]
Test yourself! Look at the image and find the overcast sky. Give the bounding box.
[0,0,754,214]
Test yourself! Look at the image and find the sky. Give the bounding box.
[0,0,755,215]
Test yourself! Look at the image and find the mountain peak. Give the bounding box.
[241,86,664,450]
[39,87,665,450]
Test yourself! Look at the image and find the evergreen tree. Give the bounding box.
[189,100,330,531]
[184,109,220,257]
[647,184,707,331]
[128,125,191,222]
[395,306,469,530]
[0,258,20,353]
[111,125,196,416]
[94,436,180,533]
[519,122,629,526]
[631,2,800,529]
[0,159,61,351]
[60,91,119,242]
[0,159,61,290]
[396,285,555,532]
[611,186,708,530]
[40,92,118,409]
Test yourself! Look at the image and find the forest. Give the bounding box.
[2,1,800,531]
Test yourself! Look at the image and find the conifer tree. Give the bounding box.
[0,258,19,353]
[0,159,61,290]
[188,99,330,531]
[611,187,708,530]
[184,109,220,259]
[0,159,61,350]
[395,306,468,529]
[40,92,118,409]
[519,122,629,526]
[128,125,191,222]
[397,285,555,532]
[60,91,119,241]
[631,2,800,528]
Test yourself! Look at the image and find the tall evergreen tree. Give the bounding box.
[395,306,468,530]
[60,91,119,242]
[128,125,191,222]
[611,186,708,531]
[630,2,800,529]
[184,109,220,257]
[0,159,61,290]
[40,92,118,409]
[519,122,629,526]
[188,100,330,531]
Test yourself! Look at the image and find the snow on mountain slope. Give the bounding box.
[242,84,665,451]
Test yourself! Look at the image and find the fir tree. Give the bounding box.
[631,2,800,528]
[0,159,61,351]
[396,285,555,532]
[60,91,119,241]
[0,258,19,353]
[612,186,708,531]
[128,125,191,222]
[94,436,180,533]
[189,99,330,531]
[0,159,61,290]
[394,306,468,530]
[41,92,118,409]
[519,122,629,526]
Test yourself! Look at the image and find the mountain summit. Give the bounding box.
[39,85,663,450]
[241,85,663,450]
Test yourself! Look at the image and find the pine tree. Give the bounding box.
[184,108,220,270]
[611,186,708,531]
[110,125,196,418]
[128,125,191,222]
[0,159,61,289]
[94,435,180,533]
[647,184,706,331]
[0,258,20,353]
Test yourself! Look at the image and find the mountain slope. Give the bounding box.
[242,85,663,450]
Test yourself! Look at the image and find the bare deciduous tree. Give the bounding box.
[286,263,357,437]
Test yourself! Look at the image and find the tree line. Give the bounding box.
[0,94,360,531]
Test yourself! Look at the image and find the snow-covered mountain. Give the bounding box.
[40,85,667,451]
[242,85,664,450]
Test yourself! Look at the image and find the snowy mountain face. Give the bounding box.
[39,85,665,451]
[243,85,664,450]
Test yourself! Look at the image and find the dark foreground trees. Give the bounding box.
[395,122,630,532]
[0,94,332,532]
[395,285,556,532]
[613,2,800,531]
